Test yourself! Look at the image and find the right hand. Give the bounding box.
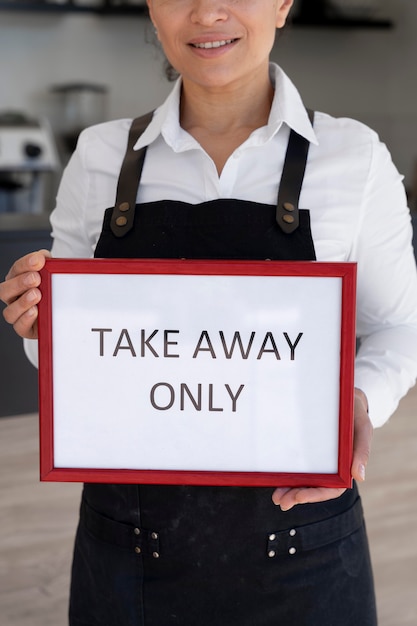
[0,249,51,340]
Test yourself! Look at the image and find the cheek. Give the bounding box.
[155,26,186,70]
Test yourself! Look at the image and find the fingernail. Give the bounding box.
[358,464,366,481]
[27,289,38,302]
[23,273,36,287]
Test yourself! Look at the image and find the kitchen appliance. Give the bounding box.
[50,82,108,156]
[0,111,60,215]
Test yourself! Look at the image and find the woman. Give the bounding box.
[2,1,417,624]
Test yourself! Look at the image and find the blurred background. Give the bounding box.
[0,1,416,624]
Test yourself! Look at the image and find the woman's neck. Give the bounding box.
[179,73,274,175]
[180,74,274,136]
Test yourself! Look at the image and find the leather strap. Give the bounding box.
[276,108,315,234]
[111,111,153,237]
[110,108,315,238]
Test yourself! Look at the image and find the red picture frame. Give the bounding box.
[38,258,356,488]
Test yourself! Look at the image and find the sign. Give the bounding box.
[38,259,356,487]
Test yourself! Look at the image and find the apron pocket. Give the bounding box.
[69,501,145,626]
[265,495,364,559]
[260,497,377,626]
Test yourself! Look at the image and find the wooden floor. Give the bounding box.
[1,388,417,625]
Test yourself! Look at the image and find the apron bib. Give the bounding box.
[69,114,377,626]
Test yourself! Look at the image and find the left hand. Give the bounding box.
[272,388,373,510]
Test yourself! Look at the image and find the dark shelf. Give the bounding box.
[292,1,393,29]
[292,16,393,29]
[0,1,149,15]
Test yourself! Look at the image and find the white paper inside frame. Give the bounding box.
[51,273,342,474]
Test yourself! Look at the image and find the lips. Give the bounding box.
[192,39,236,49]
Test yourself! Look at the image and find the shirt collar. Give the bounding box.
[134,62,318,152]
[268,63,318,145]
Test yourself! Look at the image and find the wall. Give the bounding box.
[1,13,170,124]
[1,0,416,187]
[276,0,417,190]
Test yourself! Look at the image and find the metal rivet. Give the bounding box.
[283,202,295,211]
[134,528,141,536]
[152,551,160,559]
[289,547,297,555]
[269,534,276,541]
[289,529,297,537]
[283,214,295,224]
[118,202,130,212]
[135,547,141,554]
[151,532,159,540]
[268,550,276,558]
[115,216,128,227]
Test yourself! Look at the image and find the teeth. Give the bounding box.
[194,39,234,49]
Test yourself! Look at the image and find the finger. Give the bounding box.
[351,416,373,483]
[3,286,41,324]
[2,287,42,339]
[351,388,373,483]
[1,270,41,307]
[273,487,346,511]
[271,487,292,505]
[4,249,50,282]
[12,305,39,340]
[1,249,50,311]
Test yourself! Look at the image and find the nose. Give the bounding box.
[190,0,229,25]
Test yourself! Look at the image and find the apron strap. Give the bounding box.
[276,108,315,234]
[111,111,153,237]
[111,108,315,238]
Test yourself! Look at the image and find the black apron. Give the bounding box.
[69,114,377,626]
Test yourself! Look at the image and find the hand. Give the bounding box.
[0,250,51,340]
[272,388,373,510]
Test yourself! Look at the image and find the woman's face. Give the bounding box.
[147,0,294,92]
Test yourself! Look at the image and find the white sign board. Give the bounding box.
[38,259,356,487]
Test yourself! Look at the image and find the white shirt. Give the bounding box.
[25,63,417,427]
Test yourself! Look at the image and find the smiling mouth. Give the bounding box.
[191,39,237,49]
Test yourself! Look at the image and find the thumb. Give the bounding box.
[351,388,373,482]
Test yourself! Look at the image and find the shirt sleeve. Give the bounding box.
[49,133,97,259]
[352,134,417,427]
